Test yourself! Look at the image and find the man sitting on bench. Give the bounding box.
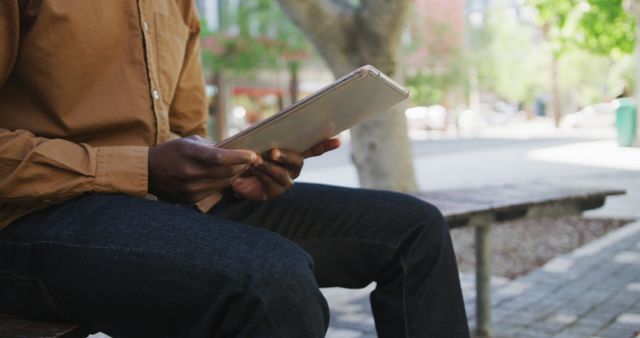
[0,1,469,337]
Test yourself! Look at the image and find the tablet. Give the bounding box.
[216,65,410,154]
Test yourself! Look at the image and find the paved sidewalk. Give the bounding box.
[323,221,640,338]
[479,220,640,338]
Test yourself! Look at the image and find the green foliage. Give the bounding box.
[200,0,312,74]
[405,58,465,106]
[405,0,636,109]
[531,0,635,57]
[577,0,635,55]
[558,50,616,106]
[483,6,549,104]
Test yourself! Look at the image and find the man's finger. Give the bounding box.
[190,164,249,179]
[302,138,341,158]
[253,169,286,199]
[187,178,234,194]
[255,162,293,188]
[269,149,304,168]
[190,142,257,166]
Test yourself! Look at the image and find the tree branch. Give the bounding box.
[358,0,411,41]
[277,0,354,44]
[277,0,357,75]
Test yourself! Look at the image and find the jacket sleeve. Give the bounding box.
[0,3,148,205]
[168,2,209,138]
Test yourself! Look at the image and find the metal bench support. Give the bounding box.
[475,223,492,338]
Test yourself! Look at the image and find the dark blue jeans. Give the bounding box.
[0,183,469,337]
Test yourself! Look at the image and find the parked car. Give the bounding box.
[405,105,448,130]
[564,102,617,128]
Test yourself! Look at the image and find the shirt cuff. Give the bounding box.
[195,192,224,213]
[94,146,149,196]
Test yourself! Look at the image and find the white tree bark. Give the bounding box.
[277,0,417,192]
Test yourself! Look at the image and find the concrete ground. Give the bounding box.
[299,122,640,337]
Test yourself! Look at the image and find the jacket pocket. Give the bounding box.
[154,12,190,107]
[0,271,66,320]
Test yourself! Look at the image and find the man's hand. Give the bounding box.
[231,138,341,201]
[148,135,257,203]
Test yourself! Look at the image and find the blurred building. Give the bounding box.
[411,0,467,63]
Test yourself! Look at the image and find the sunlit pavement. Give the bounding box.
[300,123,640,337]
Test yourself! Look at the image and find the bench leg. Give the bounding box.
[475,224,492,338]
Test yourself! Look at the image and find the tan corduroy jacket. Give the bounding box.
[0,0,210,228]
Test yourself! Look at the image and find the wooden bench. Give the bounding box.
[0,313,91,338]
[414,183,625,338]
[0,183,624,338]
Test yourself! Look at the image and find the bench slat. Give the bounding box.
[0,314,91,338]
[415,183,624,228]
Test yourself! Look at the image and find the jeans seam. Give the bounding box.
[0,240,192,259]
[399,257,410,338]
[244,285,286,337]
[292,237,401,250]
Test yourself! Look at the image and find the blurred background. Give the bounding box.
[197,0,638,145]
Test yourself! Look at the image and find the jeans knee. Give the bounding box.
[397,194,448,230]
[253,240,319,298]
[392,194,451,250]
[249,240,329,334]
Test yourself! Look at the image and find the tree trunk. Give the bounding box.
[213,71,229,142]
[276,0,417,192]
[550,53,562,127]
[289,61,300,104]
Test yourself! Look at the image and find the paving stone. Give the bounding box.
[552,328,592,338]
[500,311,543,326]
[522,304,559,319]
[586,291,617,303]
[583,312,620,325]
[616,313,640,326]
[627,304,640,314]
[493,323,527,337]
[330,318,375,333]
[558,301,596,315]
[616,291,640,304]
[495,299,526,312]
[554,325,601,338]
[567,324,603,337]
[614,251,640,265]
[529,320,569,334]
[579,314,616,327]
[596,323,640,338]
[548,312,579,326]
[595,303,632,315]
[513,329,553,338]
[325,327,365,338]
